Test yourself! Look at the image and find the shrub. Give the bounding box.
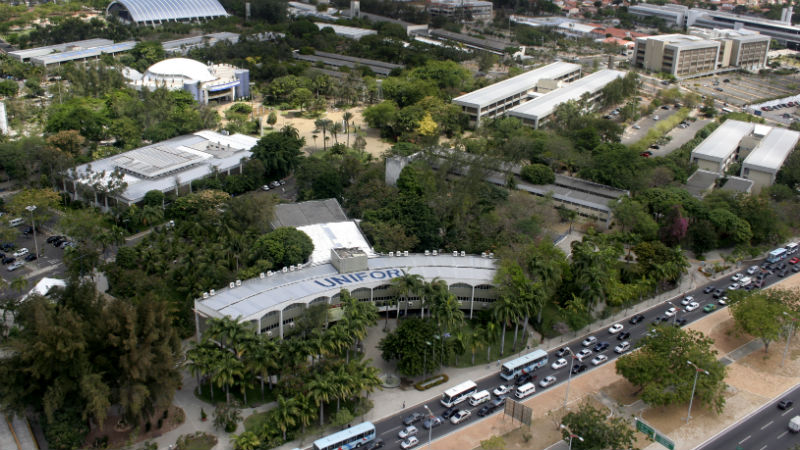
[520,164,555,185]
[415,374,449,391]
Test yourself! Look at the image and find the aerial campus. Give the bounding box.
[5,1,800,450]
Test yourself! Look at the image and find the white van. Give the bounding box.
[740,276,752,287]
[8,218,23,227]
[787,243,799,255]
[515,383,536,399]
[469,390,491,407]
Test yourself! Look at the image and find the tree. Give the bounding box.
[251,227,314,269]
[520,163,555,185]
[251,127,305,179]
[290,87,314,112]
[616,325,726,412]
[0,79,18,97]
[273,395,299,440]
[730,291,788,353]
[379,318,439,376]
[391,271,424,321]
[232,431,261,450]
[46,130,85,157]
[560,402,637,450]
[267,111,277,128]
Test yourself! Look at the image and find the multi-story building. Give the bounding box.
[452,62,581,126]
[741,127,800,193]
[428,0,493,22]
[506,69,626,129]
[691,120,755,173]
[633,29,769,78]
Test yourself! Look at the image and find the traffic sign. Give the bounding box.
[636,419,654,437]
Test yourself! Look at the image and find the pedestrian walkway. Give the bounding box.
[0,413,38,450]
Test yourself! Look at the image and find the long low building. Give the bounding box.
[64,130,258,207]
[292,50,403,76]
[453,62,581,126]
[741,127,800,192]
[507,69,626,128]
[691,119,754,173]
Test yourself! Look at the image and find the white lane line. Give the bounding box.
[761,420,774,430]
[778,431,788,439]
[739,435,751,445]
[759,445,767,450]
[782,407,794,416]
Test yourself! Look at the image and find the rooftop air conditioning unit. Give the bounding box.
[229,282,235,289]
[389,251,394,257]
[259,272,265,279]
[282,267,288,273]
[453,251,458,257]
[489,252,495,258]
[404,250,409,256]
[266,330,272,336]
[432,250,438,256]
[236,279,242,286]
[425,250,430,255]
[290,265,296,271]
[267,271,273,276]
[461,251,466,257]
[210,289,216,296]
[203,292,209,299]
[481,252,487,258]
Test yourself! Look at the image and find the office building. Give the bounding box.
[507,69,626,129]
[429,0,493,22]
[452,62,581,126]
[691,120,755,173]
[741,127,800,193]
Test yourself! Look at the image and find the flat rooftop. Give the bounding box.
[315,23,377,39]
[271,199,349,228]
[742,127,800,174]
[8,38,113,61]
[298,221,375,265]
[508,69,626,120]
[685,169,719,198]
[691,120,754,163]
[719,176,753,193]
[453,62,580,109]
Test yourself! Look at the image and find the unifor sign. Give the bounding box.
[313,269,405,288]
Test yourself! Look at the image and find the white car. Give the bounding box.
[539,375,557,388]
[450,410,471,424]
[747,265,759,275]
[731,273,743,282]
[608,323,623,334]
[493,385,511,396]
[12,248,29,258]
[401,436,419,449]
[718,297,728,306]
[728,283,739,291]
[398,426,418,439]
[581,336,597,347]
[591,354,608,366]
[680,296,695,306]
[664,307,678,318]
[684,302,700,312]
[551,358,568,370]
[7,261,24,272]
[614,341,631,354]
[575,349,592,361]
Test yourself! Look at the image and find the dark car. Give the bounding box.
[593,342,610,352]
[422,415,444,430]
[477,405,492,417]
[24,254,37,262]
[793,265,800,273]
[779,399,794,410]
[779,269,789,278]
[778,262,788,270]
[52,238,65,247]
[516,373,535,386]
[46,235,63,244]
[571,364,587,375]
[2,256,15,265]
[22,226,33,235]
[652,316,664,325]
[1,243,14,252]
[713,289,724,299]
[441,407,459,420]
[703,286,715,294]
[555,347,570,357]
[674,318,688,327]
[617,331,631,341]
[366,438,385,450]
[403,412,424,426]
[629,314,645,325]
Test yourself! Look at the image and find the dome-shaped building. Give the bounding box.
[129,57,250,104]
[107,0,229,26]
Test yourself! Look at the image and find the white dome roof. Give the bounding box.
[144,58,216,83]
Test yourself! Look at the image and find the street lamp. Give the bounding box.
[423,341,432,379]
[25,205,39,267]
[686,360,709,423]
[423,404,434,449]
[563,348,575,410]
[782,311,798,368]
[560,424,584,450]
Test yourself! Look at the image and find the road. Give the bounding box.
[696,384,800,450]
[361,257,797,450]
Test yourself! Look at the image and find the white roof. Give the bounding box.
[557,22,598,34]
[742,127,800,174]
[22,277,66,301]
[296,221,375,265]
[195,254,498,321]
[453,62,581,109]
[144,58,216,83]
[315,23,377,39]
[508,69,626,121]
[691,120,754,163]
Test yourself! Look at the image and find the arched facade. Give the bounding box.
[107,0,229,25]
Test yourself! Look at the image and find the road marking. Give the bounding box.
[761,420,773,430]
[778,431,788,439]
[781,407,793,416]
[739,435,751,445]
[759,445,767,450]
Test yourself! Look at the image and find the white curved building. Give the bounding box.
[128,57,250,104]
[107,0,229,26]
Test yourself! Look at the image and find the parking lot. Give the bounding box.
[751,100,800,126]
[0,227,66,286]
[684,73,800,108]
[621,106,680,145]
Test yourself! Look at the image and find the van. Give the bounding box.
[469,390,490,407]
[786,243,798,255]
[740,276,752,287]
[515,382,536,399]
[8,218,23,227]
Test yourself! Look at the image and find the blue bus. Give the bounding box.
[768,248,788,263]
[500,350,548,381]
[312,421,376,450]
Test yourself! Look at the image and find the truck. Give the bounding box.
[789,415,800,433]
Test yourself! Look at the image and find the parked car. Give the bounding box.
[575,349,592,361]
[581,336,597,347]
[422,416,444,430]
[555,347,570,357]
[664,307,677,317]
[441,407,459,420]
[681,296,695,306]
[551,358,568,370]
[12,248,28,258]
[728,283,740,291]
[2,256,15,265]
[571,364,587,375]
[7,261,24,271]
[703,285,715,294]
[747,265,759,275]
[593,342,610,352]
[718,297,728,306]
[629,314,645,325]
[713,289,725,299]
[539,375,557,388]
[516,373,534,386]
[46,235,62,244]
[450,410,471,425]
[24,254,37,262]
[779,399,794,410]
[789,257,799,265]
[731,273,743,282]
[674,318,688,326]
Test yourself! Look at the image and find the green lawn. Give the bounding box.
[244,411,271,433]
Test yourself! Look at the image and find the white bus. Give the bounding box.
[499,350,548,381]
[786,243,799,255]
[768,247,788,263]
[312,421,376,450]
[440,380,477,407]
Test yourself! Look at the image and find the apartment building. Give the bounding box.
[428,0,493,22]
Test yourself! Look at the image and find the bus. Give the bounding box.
[767,247,788,263]
[786,242,799,255]
[312,421,376,450]
[441,380,478,408]
[499,350,549,381]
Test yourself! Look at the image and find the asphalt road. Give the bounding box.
[696,384,800,450]
[361,256,797,450]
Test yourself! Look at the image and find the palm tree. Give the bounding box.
[390,271,423,325]
[247,335,278,399]
[296,393,317,434]
[308,373,335,426]
[231,431,261,450]
[342,111,354,146]
[470,325,486,365]
[212,351,244,404]
[326,323,352,361]
[492,296,519,356]
[186,343,216,399]
[330,122,343,145]
[480,321,499,362]
[274,395,299,441]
